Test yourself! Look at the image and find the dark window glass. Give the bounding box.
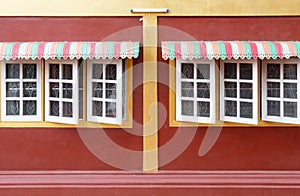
[224,63,237,79]
[181,63,194,79]
[225,100,237,117]
[267,64,280,79]
[240,63,252,80]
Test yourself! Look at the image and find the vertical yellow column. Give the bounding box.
[143,14,158,171]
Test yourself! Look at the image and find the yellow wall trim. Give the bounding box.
[0,0,299,16]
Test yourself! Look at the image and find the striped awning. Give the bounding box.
[0,41,140,60]
[161,41,300,60]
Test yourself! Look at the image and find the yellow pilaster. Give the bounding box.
[143,14,158,171]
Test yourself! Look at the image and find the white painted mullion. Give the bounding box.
[115,60,123,124]
[252,60,258,124]
[298,62,300,120]
[236,63,240,119]
[193,63,197,118]
[19,63,23,117]
[210,61,216,123]
[86,60,92,121]
[59,63,63,118]
[72,61,79,123]
[219,60,225,121]
[280,63,284,119]
[175,60,182,121]
[103,64,107,118]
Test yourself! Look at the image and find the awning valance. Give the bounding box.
[0,41,140,60]
[161,41,300,60]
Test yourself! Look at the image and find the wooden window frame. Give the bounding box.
[45,59,79,124]
[86,59,123,125]
[1,60,42,121]
[219,59,258,125]
[262,59,300,124]
[175,59,216,123]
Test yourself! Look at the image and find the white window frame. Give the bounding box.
[86,59,123,125]
[1,60,42,121]
[45,59,79,124]
[262,59,300,124]
[176,59,216,123]
[220,59,258,124]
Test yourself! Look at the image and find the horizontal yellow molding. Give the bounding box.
[0,0,299,16]
[0,120,132,128]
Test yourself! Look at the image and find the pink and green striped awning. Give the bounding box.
[0,41,140,60]
[161,41,300,60]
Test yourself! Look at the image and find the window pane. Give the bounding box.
[23,82,37,97]
[197,64,210,79]
[49,64,59,79]
[181,100,194,116]
[267,82,280,98]
[92,101,103,116]
[181,82,194,97]
[62,83,73,99]
[224,82,237,98]
[225,100,237,117]
[62,64,73,80]
[106,83,116,99]
[49,82,59,98]
[284,83,297,99]
[63,102,73,117]
[284,101,297,118]
[181,63,194,79]
[240,102,253,118]
[267,64,280,79]
[197,101,210,117]
[92,82,103,98]
[23,100,37,115]
[267,100,280,116]
[240,63,252,80]
[6,64,19,79]
[106,102,116,117]
[197,83,209,98]
[50,101,59,116]
[240,83,252,99]
[6,100,20,115]
[224,63,237,79]
[284,64,297,79]
[6,82,20,97]
[23,64,37,79]
[106,64,117,80]
[92,64,103,79]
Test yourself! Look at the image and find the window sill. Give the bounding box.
[0,120,132,128]
[169,119,300,127]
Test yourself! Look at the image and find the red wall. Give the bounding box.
[158,16,300,41]
[1,16,300,172]
[0,17,143,42]
[158,16,300,170]
[0,17,143,170]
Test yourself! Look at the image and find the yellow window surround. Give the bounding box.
[0,58,133,128]
[169,59,300,127]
